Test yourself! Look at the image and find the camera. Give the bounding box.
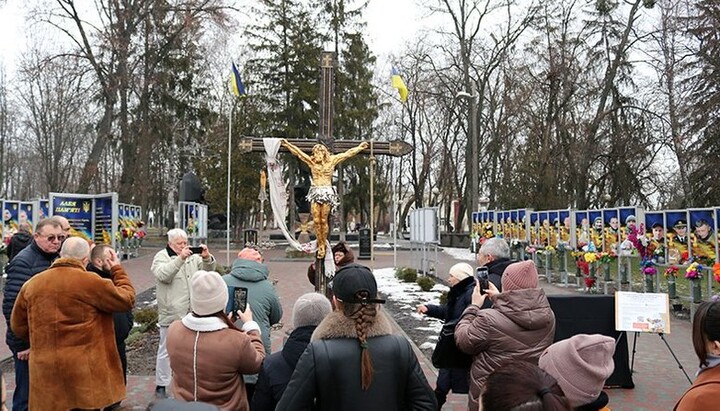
[476,267,489,295]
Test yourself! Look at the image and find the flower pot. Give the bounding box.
[692,279,702,303]
[667,277,677,299]
[603,264,611,281]
[644,275,654,292]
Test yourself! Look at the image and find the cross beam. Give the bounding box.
[237,137,412,157]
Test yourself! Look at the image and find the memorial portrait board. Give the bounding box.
[665,210,690,264]
[689,209,716,262]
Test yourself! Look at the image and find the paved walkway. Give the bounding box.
[1,243,698,410]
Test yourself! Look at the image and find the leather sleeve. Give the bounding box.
[276,344,317,411]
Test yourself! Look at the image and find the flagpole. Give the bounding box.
[226,103,232,266]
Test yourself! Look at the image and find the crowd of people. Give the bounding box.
[0,223,718,410]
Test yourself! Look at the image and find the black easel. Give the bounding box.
[630,331,692,384]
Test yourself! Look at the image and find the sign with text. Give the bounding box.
[615,292,670,334]
[49,192,119,248]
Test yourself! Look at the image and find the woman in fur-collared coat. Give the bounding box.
[277,264,437,411]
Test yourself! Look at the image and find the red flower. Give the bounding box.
[584,276,596,288]
[577,259,590,275]
[681,251,689,262]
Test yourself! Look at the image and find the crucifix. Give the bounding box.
[238,51,411,296]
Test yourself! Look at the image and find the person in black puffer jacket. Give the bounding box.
[7,223,33,262]
[251,293,332,411]
[87,244,135,385]
[477,238,516,309]
[417,263,475,408]
[1,218,63,411]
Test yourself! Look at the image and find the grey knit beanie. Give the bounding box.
[292,292,332,328]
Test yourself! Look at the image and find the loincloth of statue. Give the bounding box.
[307,186,340,214]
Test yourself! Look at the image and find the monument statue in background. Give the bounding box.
[281,139,368,259]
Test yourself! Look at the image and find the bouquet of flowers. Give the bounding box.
[543,245,556,255]
[685,262,703,280]
[583,252,598,263]
[525,246,536,254]
[597,251,617,264]
[664,265,679,279]
[641,259,657,276]
[713,262,720,284]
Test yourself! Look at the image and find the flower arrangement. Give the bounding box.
[583,252,598,263]
[685,262,703,280]
[664,265,679,279]
[713,262,720,284]
[525,246,536,254]
[641,259,657,276]
[510,238,521,248]
[121,227,135,239]
[543,245,556,255]
[584,276,596,289]
[597,251,617,264]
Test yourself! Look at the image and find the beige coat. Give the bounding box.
[11,259,135,410]
[167,315,265,410]
[455,288,556,411]
[152,248,217,326]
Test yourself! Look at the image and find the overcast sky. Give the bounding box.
[0,0,430,75]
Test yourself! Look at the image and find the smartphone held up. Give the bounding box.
[229,287,249,321]
[475,267,489,295]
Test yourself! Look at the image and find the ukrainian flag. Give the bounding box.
[231,62,246,96]
[391,67,408,102]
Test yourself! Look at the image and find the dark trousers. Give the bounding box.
[12,352,29,411]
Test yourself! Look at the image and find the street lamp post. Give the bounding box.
[456,89,478,233]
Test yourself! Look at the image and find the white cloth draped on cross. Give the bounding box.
[262,138,335,277]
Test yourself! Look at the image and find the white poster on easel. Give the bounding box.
[615,292,671,334]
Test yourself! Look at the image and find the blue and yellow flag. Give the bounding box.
[231,62,246,96]
[391,67,408,102]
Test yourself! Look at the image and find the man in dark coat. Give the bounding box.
[6,223,33,262]
[477,237,515,308]
[87,244,135,384]
[1,218,63,411]
[252,293,332,411]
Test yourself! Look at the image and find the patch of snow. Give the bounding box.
[441,247,478,262]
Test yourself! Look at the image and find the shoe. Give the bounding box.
[155,385,168,399]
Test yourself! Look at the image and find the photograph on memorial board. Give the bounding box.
[559,210,571,246]
[510,210,518,240]
[488,211,495,237]
[619,207,637,241]
[644,212,665,263]
[615,291,670,334]
[665,211,690,264]
[52,196,93,241]
[575,210,589,250]
[603,209,620,254]
[118,203,125,228]
[530,212,539,245]
[19,202,33,232]
[538,212,548,246]
[548,211,559,247]
[689,209,716,262]
[501,211,510,238]
[472,212,480,236]
[3,201,19,233]
[518,210,527,242]
[588,210,603,251]
[38,200,49,220]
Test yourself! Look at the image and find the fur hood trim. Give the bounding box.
[311,308,393,341]
[181,314,229,332]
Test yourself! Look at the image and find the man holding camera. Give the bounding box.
[151,228,217,399]
[475,238,515,308]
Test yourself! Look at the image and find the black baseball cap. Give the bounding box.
[332,264,386,304]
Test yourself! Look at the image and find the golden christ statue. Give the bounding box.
[281,139,369,259]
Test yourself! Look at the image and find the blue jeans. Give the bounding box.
[12,352,29,411]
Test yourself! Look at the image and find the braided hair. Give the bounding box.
[341,290,378,390]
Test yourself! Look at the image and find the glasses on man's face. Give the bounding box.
[40,234,66,243]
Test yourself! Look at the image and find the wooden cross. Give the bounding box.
[238,51,412,296]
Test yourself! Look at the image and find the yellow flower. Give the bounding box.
[584,252,598,263]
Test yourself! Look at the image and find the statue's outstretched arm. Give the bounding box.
[281,139,313,166]
[332,141,369,166]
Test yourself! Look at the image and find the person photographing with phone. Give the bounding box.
[166,270,265,410]
[476,238,516,308]
[222,247,282,401]
[416,263,475,408]
[151,229,217,399]
[455,260,556,411]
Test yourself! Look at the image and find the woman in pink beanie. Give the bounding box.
[455,260,556,411]
[675,300,720,410]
